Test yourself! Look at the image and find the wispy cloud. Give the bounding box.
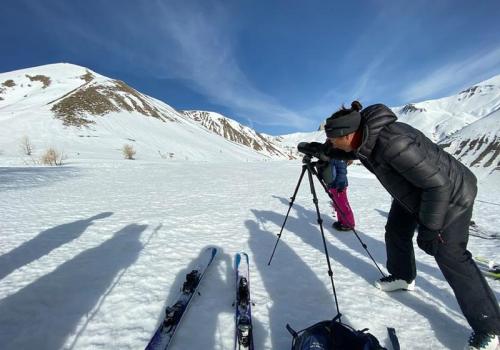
[150,1,312,130]
[400,46,500,102]
[21,0,312,131]
[318,2,415,109]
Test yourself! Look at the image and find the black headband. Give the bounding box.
[324,111,361,138]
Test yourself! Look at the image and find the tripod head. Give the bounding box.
[302,154,311,164]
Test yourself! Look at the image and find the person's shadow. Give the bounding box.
[0,212,113,280]
[0,223,146,350]
[264,199,469,349]
[247,217,347,350]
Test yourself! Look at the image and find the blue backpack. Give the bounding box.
[287,314,386,350]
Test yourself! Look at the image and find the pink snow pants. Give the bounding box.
[328,187,355,228]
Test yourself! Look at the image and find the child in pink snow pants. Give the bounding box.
[327,159,355,231]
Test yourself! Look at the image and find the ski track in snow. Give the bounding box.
[0,160,498,350]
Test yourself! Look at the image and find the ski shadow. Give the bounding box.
[0,166,79,192]
[262,199,469,349]
[0,223,146,350]
[146,247,266,350]
[374,208,389,218]
[247,217,349,350]
[0,212,113,281]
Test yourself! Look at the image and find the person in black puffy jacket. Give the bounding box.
[319,101,499,349]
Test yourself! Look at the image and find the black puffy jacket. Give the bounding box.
[324,104,477,231]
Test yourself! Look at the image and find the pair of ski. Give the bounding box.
[474,256,500,280]
[145,248,254,350]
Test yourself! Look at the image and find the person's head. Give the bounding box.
[324,101,363,152]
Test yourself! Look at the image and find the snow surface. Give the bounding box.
[0,159,498,349]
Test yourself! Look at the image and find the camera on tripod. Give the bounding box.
[297,141,329,161]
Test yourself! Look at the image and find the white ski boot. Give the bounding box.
[375,275,415,292]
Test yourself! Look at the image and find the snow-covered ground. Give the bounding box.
[0,159,498,350]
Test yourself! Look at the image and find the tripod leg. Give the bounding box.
[267,165,307,266]
[305,163,341,318]
[311,166,386,277]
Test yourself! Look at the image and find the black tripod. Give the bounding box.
[268,155,341,316]
[268,155,386,317]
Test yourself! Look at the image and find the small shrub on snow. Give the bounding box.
[41,148,64,166]
[123,144,136,160]
[20,136,34,156]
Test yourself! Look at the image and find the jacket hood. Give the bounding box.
[356,104,398,158]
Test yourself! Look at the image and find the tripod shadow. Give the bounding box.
[260,198,469,349]
[0,212,113,281]
[0,223,146,350]
[144,247,265,350]
[247,218,349,350]
[281,191,463,316]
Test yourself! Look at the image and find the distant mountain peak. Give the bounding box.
[400,103,427,114]
[181,110,292,159]
[49,78,175,127]
[458,84,497,101]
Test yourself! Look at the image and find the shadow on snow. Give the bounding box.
[0,223,146,350]
[0,166,80,192]
[252,197,469,349]
[143,246,266,350]
[0,212,113,281]
[247,217,344,350]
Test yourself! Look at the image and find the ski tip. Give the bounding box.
[235,252,249,266]
[238,252,249,259]
[205,247,218,259]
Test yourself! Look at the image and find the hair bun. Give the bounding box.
[351,101,362,111]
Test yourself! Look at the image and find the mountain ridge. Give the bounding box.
[1,62,499,173]
[0,63,287,162]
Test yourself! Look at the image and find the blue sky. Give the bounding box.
[2,0,500,135]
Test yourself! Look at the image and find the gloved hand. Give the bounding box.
[417,225,444,256]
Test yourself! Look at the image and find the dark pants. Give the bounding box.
[385,200,500,334]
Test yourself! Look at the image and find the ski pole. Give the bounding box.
[311,163,386,278]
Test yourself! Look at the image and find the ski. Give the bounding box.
[145,247,217,350]
[234,252,254,350]
[474,256,500,280]
[469,223,499,240]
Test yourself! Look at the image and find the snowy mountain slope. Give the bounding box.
[272,74,500,174]
[0,64,284,163]
[182,110,291,159]
[0,160,498,349]
[271,130,326,159]
[392,74,500,143]
[440,108,500,177]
